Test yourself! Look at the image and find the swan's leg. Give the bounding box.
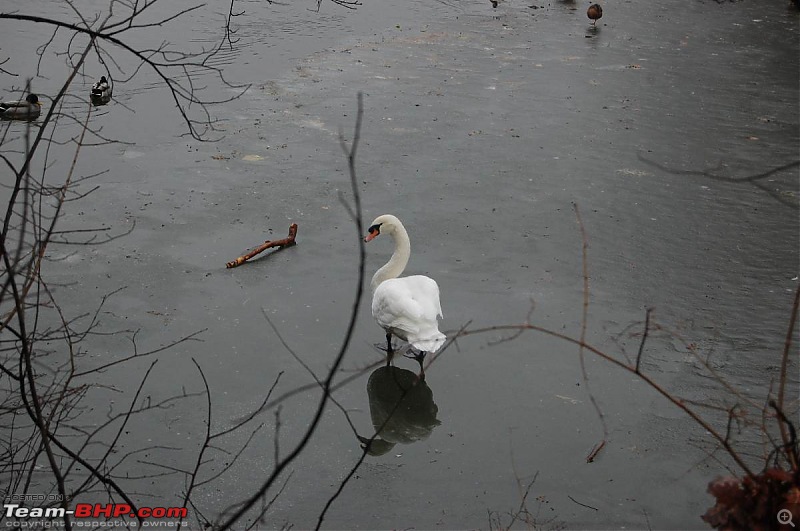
[404,350,426,378]
[385,331,394,366]
[385,331,394,353]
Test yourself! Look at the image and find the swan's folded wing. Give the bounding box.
[372,281,423,335]
[372,276,446,352]
[372,276,442,329]
[402,275,443,320]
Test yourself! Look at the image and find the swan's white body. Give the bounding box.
[372,275,445,352]
[365,215,446,354]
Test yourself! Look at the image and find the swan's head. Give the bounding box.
[364,214,402,243]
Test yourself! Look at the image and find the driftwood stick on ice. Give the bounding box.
[226,223,298,268]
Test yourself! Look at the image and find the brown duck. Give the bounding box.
[587,3,603,25]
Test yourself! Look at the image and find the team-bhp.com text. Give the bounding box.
[4,504,187,525]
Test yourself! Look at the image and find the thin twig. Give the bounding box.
[573,202,608,462]
[586,440,606,464]
[635,308,653,373]
[777,286,800,467]
[261,310,361,438]
[567,495,598,511]
[180,359,213,516]
[215,91,367,531]
[769,400,799,472]
[456,322,756,478]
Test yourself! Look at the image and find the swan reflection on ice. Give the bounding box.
[357,366,441,456]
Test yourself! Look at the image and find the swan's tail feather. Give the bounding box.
[410,332,446,354]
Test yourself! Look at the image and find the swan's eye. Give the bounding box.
[364,223,382,242]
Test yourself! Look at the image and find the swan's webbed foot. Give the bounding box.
[374,342,397,354]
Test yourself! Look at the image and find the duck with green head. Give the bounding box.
[0,93,42,121]
[90,76,112,105]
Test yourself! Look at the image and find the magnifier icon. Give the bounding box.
[779,509,795,527]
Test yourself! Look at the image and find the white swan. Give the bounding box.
[364,215,446,373]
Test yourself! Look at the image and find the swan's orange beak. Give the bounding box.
[364,224,381,242]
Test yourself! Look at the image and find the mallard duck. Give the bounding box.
[0,94,42,121]
[587,3,603,25]
[90,76,112,105]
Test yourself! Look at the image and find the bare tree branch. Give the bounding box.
[214,92,368,530]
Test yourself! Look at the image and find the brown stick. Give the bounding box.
[225,223,297,268]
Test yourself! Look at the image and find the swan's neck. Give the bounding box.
[370,224,410,292]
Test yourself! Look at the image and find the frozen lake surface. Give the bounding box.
[1,0,798,528]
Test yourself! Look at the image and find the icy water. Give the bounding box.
[2,0,798,529]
